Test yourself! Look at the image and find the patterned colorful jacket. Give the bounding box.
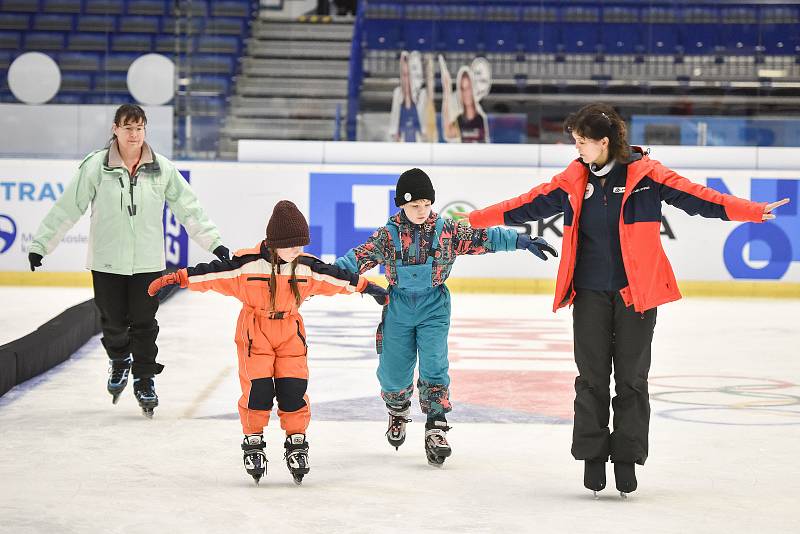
[335,211,518,286]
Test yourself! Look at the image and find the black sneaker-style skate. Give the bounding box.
[386,403,412,450]
[284,433,310,485]
[107,356,132,404]
[584,460,607,498]
[241,434,267,485]
[614,462,637,497]
[132,377,158,418]
[424,419,452,467]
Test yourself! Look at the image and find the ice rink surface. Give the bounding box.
[1,289,799,533]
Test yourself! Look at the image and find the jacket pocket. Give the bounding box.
[295,320,307,355]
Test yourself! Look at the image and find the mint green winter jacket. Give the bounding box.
[28,141,223,275]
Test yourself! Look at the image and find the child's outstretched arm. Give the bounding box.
[146,254,261,299]
[447,218,556,261]
[334,227,388,274]
[297,255,388,305]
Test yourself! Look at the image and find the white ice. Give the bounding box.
[0,289,799,533]
[0,286,94,345]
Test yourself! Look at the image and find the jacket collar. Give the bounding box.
[389,210,438,230]
[104,140,159,173]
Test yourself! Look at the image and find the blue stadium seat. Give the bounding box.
[94,72,130,93]
[211,1,253,19]
[42,0,82,14]
[126,0,168,16]
[761,7,800,55]
[32,13,73,31]
[85,0,124,15]
[681,7,720,54]
[24,30,64,50]
[196,35,239,55]
[561,6,601,54]
[190,53,235,74]
[170,0,208,17]
[436,21,480,52]
[0,31,21,50]
[190,74,230,95]
[77,15,116,33]
[0,13,31,31]
[483,21,521,53]
[58,51,101,71]
[520,23,561,54]
[102,52,139,72]
[0,1,41,14]
[60,72,93,92]
[67,32,108,51]
[120,16,161,34]
[402,21,436,51]
[205,17,246,36]
[601,23,643,55]
[364,20,401,50]
[111,33,153,52]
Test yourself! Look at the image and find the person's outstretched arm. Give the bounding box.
[447,218,558,261]
[464,172,569,229]
[298,255,388,305]
[147,253,261,299]
[652,164,787,222]
[334,227,388,274]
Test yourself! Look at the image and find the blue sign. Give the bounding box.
[708,177,799,280]
[308,172,397,258]
[0,214,16,254]
[163,170,191,269]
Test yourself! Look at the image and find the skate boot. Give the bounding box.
[107,356,132,404]
[386,402,412,450]
[614,462,637,497]
[132,377,158,418]
[424,419,452,467]
[584,460,607,498]
[241,434,267,485]
[284,433,310,485]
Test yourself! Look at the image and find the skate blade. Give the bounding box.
[110,392,122,404]
[252,475,262,485]
[619,492,628,499]
[141,408,154,418]
[292,474,304,485]
[593,491,599,500]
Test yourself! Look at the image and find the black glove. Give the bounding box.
[516,234,558,261]
[363,282,389,306]
[213,245,230,261]
[28,252,43,271]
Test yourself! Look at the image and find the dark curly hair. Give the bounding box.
[564,103,631,164]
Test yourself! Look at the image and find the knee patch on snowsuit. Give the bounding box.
[381,383,414,410]
[247,377,275,411]
[418,379,451,416]
[275,377,308,412]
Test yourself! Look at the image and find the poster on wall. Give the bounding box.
[387,52,492,144]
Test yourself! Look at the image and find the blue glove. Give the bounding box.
[363,282,389,305]
[213,245,230,261]
[516,234,558,261]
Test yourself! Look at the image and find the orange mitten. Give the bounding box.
[147,270,188,296]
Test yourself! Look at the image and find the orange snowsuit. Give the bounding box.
[178,241,370,435]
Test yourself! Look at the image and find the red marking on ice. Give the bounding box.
[450,369,575,420]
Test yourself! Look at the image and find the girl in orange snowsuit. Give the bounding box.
[148,200,388,484]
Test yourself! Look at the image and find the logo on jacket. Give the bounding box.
[584,183,594,199]
[0,214,17,254]
[613,186,626,194]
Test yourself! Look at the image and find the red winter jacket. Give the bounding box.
[468,148,767,313]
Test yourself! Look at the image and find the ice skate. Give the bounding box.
[386,402,411,450]
[284,433,310,485]
[614,462,637,497]
[584,460,606,498]
[132,377,158,418]
[241,434,267,485]
[107,356,132,404]
[424,419,451,467]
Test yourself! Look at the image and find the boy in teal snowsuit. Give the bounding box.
[335,168,556,465]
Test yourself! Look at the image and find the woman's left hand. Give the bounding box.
[762,198,790,220]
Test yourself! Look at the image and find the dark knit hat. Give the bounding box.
[265,200,310,249]
[394,168,435,207]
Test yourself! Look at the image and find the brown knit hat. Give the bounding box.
[265,200,310,248]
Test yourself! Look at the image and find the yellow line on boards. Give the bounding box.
[2,273,798,298]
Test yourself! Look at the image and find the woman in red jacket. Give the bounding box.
[463,103,789,497]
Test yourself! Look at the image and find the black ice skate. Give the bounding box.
[107,356,132,404]
[424,419,452,467]
[584,460,607,498]
[241,434,267,485]
[132,377,158,418]
[283,433,310,485]
[386,403,411,450]
[614,462,637,498]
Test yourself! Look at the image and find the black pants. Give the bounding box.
[92,271,164,379]
[570,289,657,465]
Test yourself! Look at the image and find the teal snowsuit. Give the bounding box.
[335,211,518,418]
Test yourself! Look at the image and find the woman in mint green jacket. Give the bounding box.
[27,104,229,417]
